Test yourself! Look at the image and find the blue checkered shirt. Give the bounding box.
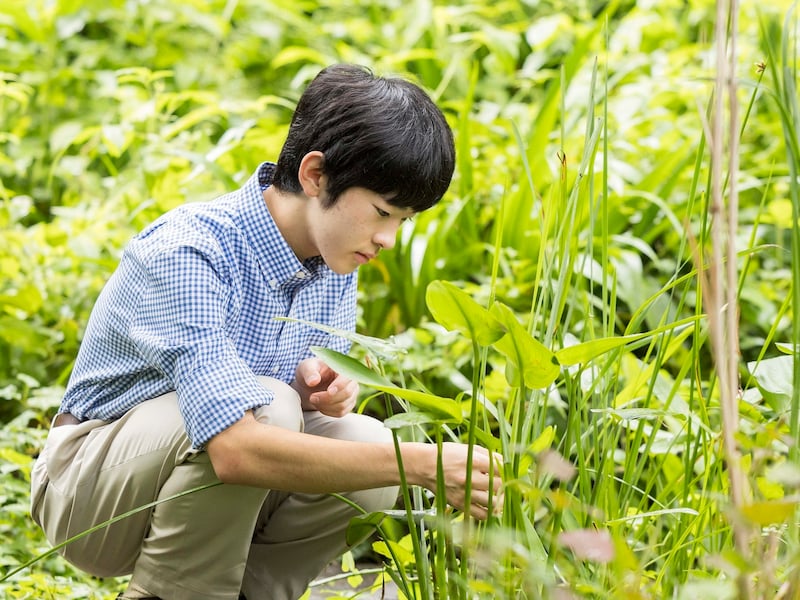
[60,162,357,448]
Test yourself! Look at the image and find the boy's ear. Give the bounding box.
[297,151,326,198]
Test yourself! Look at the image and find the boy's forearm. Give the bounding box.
[207,415,435,493]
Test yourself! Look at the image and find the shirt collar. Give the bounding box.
[238,162,329,290]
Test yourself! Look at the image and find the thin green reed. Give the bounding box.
[1,482,223,584]
[556,68,604,529]
[759,5,800,458]
[757,3,800,583]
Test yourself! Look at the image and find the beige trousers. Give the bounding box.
[30,377,398,600]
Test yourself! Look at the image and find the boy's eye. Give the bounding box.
[375,207,390,218]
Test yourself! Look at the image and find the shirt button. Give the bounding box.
[269,278,279,289]
[271,366,279,374]
[295,271,306,279]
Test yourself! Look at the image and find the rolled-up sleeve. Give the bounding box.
[130,244,272,448]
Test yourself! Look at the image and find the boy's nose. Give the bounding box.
[374,225,399,251]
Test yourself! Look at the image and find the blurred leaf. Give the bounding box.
[270,46,332,69]
[605,507,699,524]
[384,412,446,429]
[529,425,556,454]
[765,461,800,487]
[0,284,43,315]
[0,317,49,355]
[775,342,799,354]
[741,500,798,526]
[537,449,576,481]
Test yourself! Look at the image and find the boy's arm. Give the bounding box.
[206,412,502,520]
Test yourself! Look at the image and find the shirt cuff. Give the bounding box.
[177,357,276,449]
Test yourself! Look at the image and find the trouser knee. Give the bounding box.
[252,376,303,433]
[348,484,400,515]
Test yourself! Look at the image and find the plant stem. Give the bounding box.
[710,1,752,596]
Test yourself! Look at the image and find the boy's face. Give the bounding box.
[305,186,415,274]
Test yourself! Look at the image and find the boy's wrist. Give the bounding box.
[397,442,437,490]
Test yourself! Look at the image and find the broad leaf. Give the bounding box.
[311,347,461,422]
[384,412,447,429]
[747,354,793,413]
[426,280,504,346]
[490,303,560,389]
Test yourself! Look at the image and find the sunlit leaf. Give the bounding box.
[528,425,556,454]
[490,302,560,389]
[270,46,332,69]
[605,507,699,524]
[556,316,700,366]
[426,280,504,346]
[775,342,799,355]
[741,500,798,526]
[0,284,43,315]
[765,461,800,487]
[556,333,648,366]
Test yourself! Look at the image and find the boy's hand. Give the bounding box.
[292,357,359,418]
[406,442,503,520]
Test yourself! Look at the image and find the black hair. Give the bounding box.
[272,64,455,212]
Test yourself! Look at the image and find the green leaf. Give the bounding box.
[426,280,504,346]
[556,333,647,366]
[275,316,404,359]
[0,283,43,315]
[346,511,389,547]
[605,507,699,524]
[384,412,445,429]
[747,355,793,413]
[555,316,700,366]
[775,342,799,355]
[741,500,798,526]
[311,347,461,422]
[529,425,556,454]
[270,46,332,69]
[490,303,560,389]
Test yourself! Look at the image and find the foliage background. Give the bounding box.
[1,0,798,598]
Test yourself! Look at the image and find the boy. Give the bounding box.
[30,64,501,600]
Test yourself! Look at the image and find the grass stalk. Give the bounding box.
[1,481,223,583]
[390,427,430,600]
[707,0,753,595]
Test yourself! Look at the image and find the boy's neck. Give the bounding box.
[262,186,315,262]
